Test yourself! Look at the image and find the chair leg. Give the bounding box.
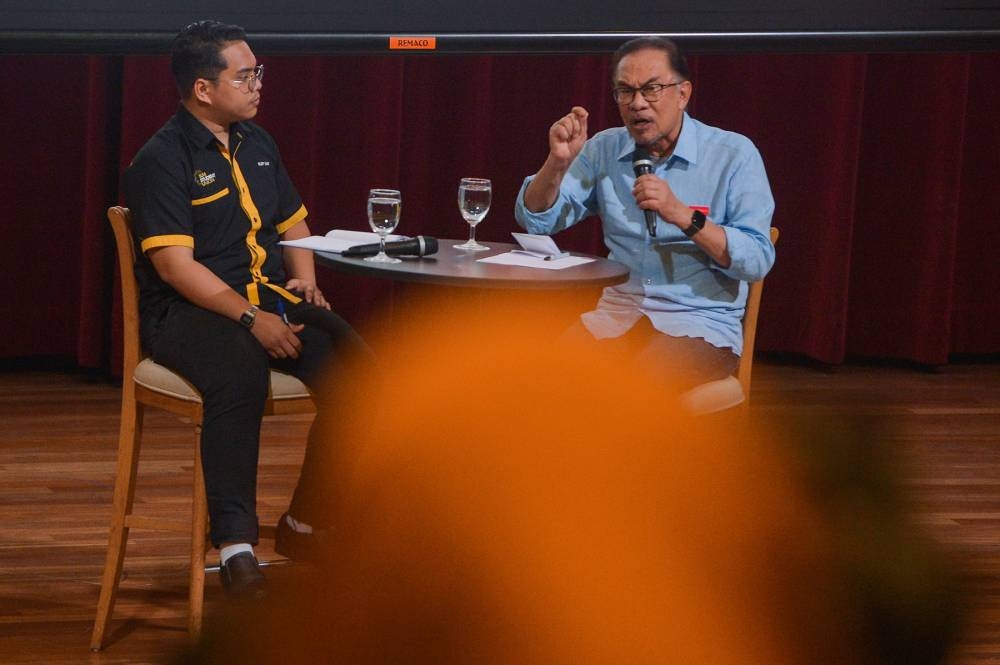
[91,397,144,651]
[188,425,208,644]
[190,411,278,638]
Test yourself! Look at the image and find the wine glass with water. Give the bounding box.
[366,188,402,264]
[454,178,491,251]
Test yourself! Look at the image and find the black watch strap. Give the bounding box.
[239,305,259,329]
[683,209,706,238]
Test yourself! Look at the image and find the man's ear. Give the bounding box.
[191,78,215,105]
[677,80,692,110]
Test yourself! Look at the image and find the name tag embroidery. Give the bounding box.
[194,170,216,187]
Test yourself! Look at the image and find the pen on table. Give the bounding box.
[276,299,290,326]
[511,250,567,261]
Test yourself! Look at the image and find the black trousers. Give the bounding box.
[144,296,371,547]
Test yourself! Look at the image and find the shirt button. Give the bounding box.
[644,278,653,285]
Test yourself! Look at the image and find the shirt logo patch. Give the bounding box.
[194,170,217,187]
[258,161,271,167]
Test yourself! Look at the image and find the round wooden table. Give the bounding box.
[315,239,629,290]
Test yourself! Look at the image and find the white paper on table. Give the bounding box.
[510,232,572,259]
[279,229,406,253]
[477,252,595,270]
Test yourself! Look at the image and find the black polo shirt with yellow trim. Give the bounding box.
[124,104,306,333]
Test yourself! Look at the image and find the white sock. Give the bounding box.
[220,542,254,566]
[285,514,313,534]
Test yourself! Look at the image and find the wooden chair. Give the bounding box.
[91,206,316,651]
[678,227,780,415]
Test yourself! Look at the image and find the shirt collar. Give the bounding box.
[617,111,698,167]
[671,112,698,165]
[175,103,254,150]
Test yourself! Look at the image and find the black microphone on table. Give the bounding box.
[341,236,439,258]
[632,146,657,237]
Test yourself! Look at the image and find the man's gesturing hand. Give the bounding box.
[548,106,589,168]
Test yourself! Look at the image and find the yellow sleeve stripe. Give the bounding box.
[191,187,230,206]
[275,204,308,234]
[141,235,195,252]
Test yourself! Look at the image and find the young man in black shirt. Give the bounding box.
[125,20,368,597]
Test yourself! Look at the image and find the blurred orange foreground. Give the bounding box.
[194,293,860,664]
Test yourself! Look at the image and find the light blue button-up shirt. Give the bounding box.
[515,113,775,355]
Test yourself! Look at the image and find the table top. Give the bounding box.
[315,239,630,290]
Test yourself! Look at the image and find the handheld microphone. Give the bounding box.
[632,146,657,237]
[341,236,439,258]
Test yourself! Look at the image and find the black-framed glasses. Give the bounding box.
[612,81,682,105]
[209,64,264,92]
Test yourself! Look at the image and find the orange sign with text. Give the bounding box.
[389,36,437,50]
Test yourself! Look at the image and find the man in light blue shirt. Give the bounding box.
[515,36,775,390]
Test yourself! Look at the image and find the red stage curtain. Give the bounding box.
[1,51,998,371]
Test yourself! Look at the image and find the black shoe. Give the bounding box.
[275,512,326,562]
[219,551,267,600]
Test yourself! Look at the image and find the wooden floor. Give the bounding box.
[0,359,998,664]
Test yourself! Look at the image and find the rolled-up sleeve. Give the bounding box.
[514,149,600,235]
[714,147,775,283]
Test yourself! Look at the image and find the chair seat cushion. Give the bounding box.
[134,358,311,402]
[678,375,745,415]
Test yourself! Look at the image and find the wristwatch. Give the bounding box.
[683,209,706,238]
[239,305,259,329]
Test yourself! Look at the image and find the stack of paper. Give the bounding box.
[477,233,596,270]
[279,229,406,253]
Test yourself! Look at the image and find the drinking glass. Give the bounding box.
[454,177,492,251]
[366,188,402,264]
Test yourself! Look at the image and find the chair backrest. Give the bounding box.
[107,206,144,380]
[733,227,780,399]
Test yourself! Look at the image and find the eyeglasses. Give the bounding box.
[209,64,264,92]
[612,81,682,105]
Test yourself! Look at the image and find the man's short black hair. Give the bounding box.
[610,36,690,83]
[171,20,248,98]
